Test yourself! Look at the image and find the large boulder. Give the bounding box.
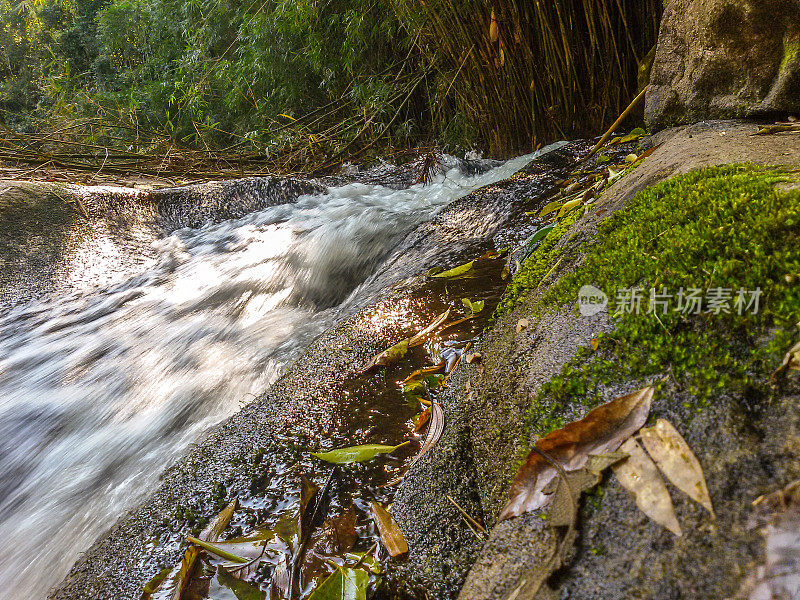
[645,0,800,130]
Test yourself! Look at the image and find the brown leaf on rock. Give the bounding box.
[771,340,800,380]
[640,419,715,517]
[499,386,654,521]
[370,502,408,557]
[516,318,529,333]
[613,438,682,536]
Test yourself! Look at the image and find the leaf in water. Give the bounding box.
[461,298,485,314]
[613,438,682,536]
[311,442,410,464]
[300,470,336,546]
[216,566,266,600]
[401,363,445,386]
[200,499,238,542]
[639,419,715,517]
[596,155,610,164]
[359,338,409,373]
[344,551,381,574]
[406,401,444,471]
[318,506,358,555]
[408,309,450,347]
[538,200,562,218]
[624,153,638,163]
[430,260,475,279]
[771,340,800,380]
[307,567,369,600]
[499,386,654,520]
[170,545,205,600]
[187,536,249,563]
[370,501,409,557]
[142,566,171,598]
[414,408,430,431]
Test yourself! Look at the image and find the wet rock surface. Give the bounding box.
[45,144,588,600]
[646,0,800,129]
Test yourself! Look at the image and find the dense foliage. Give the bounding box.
[0,0,661,164]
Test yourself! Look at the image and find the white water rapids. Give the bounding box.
[0,151,544,600]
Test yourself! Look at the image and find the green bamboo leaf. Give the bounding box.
[526,224,555,248]
[430,260,474,278]
[311,441,410,464]
[187,536,249,563]
[308,567,369,600]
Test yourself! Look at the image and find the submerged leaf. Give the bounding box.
[370,502,409,557]
[430,260,474,278]
[408,309,451,347]
[499,386,654,520]
[639,419,715,517]
[360,338,409,373]
[216,566,266,600]
[307,567,369,600]
[312,442,410,464]
[613,438,682,536]
[461,298,485,314]
[413,408,430,431]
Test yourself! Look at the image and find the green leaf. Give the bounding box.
[430,260,474,278]
[308,567,369,600]
[216,565,266,600]
[461,298,485,314]
[187,536,250,563]
[142,567,171,595]
[311,441,410,464]
[526,224,555,248]
[597,155,610,164]
[538,200,562,218]
[630,127,646,136]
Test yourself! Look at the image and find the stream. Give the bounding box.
[0,152,541,600]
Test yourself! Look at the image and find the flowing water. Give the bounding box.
[0,153,541,600]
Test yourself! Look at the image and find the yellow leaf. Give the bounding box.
[613,438,682,536]
[639,419,715,517]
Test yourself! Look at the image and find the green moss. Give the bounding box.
[516,164,800,439]
[494,207,585,318]
[780,35,800,76]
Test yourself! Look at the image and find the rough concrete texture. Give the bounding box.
[646,0,800,130]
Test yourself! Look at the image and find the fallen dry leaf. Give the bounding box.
[771,340,800,380]
[613,438,682,536]
[590,338,600,351]
[413,408,430,432]
[516,318,529,333]
[370,502,408,557]
[499,386,653,520]
[464,352,482,364]
[639,419,715,517]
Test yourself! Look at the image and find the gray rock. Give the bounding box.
[645,0,800,129]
